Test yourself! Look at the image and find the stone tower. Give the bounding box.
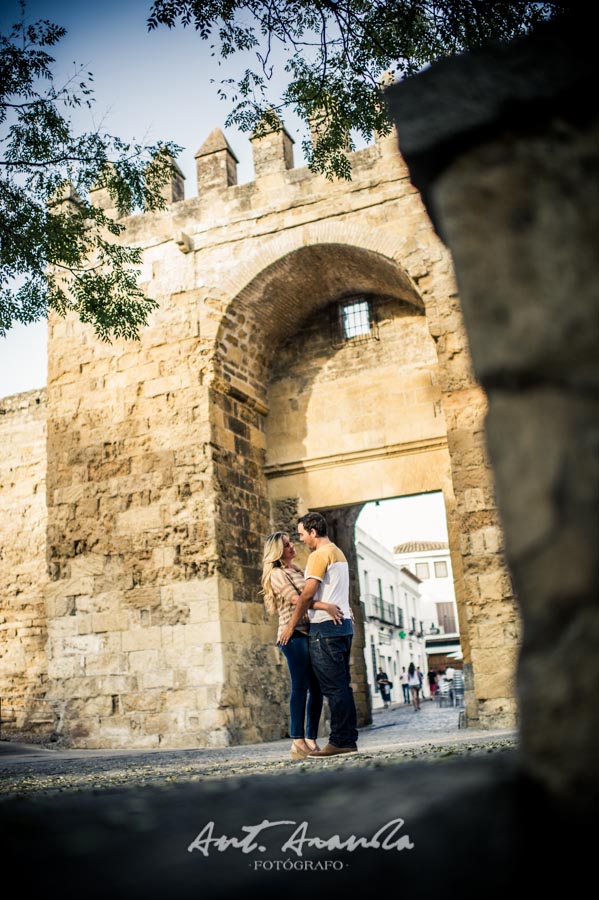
[0,124,518,748]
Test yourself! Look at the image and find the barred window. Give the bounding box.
[342,300,370,338]
[331,296,379,346]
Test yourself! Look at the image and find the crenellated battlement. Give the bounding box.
[89,119,404,226]
[249,113,295,177]
[195,128,239,193]
[84,118,411,268]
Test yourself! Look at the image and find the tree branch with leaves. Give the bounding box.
[0,6,181,341]
[148,0,563,180]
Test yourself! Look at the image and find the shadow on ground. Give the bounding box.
[0,747,587,898]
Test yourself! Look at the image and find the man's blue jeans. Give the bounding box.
[278,633,323,739]
[309,619,358,748]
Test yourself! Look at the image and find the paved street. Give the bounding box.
[1,700,574,900]
[0,698,517,798]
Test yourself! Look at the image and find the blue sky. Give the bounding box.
[1,0,309,397]
[0,0,272,186]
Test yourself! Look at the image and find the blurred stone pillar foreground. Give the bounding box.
[386,14,598,812]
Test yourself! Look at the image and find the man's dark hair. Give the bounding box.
[298,511,328,537]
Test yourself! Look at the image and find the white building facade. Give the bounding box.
[355,527,429,709]
[393,541,463,669]
[393,542,459,635]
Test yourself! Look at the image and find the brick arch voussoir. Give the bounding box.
[219,223,417,302]
[212,223,426,359]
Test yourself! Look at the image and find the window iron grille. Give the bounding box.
[331,297,379,346]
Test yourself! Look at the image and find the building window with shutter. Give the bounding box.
[415,562,430,580]
[436,602,457,634]
[434,560,448,578]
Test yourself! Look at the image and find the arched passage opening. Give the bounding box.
[355,493,462,713]
[208,241,460,742]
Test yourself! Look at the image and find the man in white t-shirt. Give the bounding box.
[400,667,410,704]
[279,511,358,756]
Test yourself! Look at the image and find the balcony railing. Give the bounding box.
[361,594,397,626]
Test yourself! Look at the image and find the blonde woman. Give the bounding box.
[261,531,343,760]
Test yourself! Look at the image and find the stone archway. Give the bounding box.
[207,240,460,739]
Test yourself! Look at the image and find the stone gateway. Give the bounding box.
[0,123,518,748]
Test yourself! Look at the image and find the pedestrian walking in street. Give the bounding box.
[444,665,455,706]
[428,669,438,696]
[408,661,422,711]
[376,667,392,708]
[401,667,410,703]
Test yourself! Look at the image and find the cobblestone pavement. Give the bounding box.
[0,699,517,799]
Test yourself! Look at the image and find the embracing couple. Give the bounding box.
[260,512,359,759]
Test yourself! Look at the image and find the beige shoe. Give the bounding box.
[307,743,358,758]
[290,741,309,760]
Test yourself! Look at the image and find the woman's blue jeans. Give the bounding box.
[277,632,323,739]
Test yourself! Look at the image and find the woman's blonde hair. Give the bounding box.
[260,532,288,615]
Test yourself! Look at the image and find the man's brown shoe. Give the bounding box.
[307,743,358,757]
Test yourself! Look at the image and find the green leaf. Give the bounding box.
[0,7,182,340]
